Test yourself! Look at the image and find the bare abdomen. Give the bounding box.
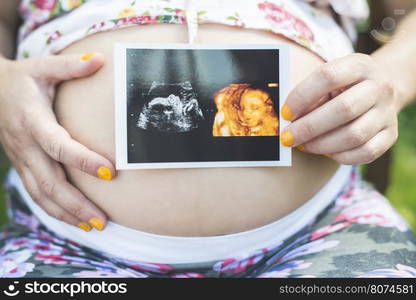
[54,24,339,236]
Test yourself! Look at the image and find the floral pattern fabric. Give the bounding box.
[17,0,368,61]
[1,166,415,278]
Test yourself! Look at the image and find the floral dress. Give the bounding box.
[1,166,416,278]
[17,0,368,61]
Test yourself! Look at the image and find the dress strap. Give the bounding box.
[185,0,199,44]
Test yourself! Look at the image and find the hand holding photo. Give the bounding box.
[114,44,290,169]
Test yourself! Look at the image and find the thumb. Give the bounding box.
[30,53,104,82]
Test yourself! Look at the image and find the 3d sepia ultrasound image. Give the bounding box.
[125,48,281,165]
[212,83,279,137]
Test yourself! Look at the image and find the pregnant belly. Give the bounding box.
[54,24,340,236]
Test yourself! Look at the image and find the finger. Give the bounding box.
[0,132,31,175]
[2,141,21,172]
[281,80,377,147]
[3,138,91,231]
[282,53,374,121]
[301,94,330,117]
[303,107,386,154]
[301,86,354,118]
[19,167,87,230]
[28,53,104,83]
[22,146,108,231]
[0,133,16,160]
[29,109,115,181]
[331,128,398,165]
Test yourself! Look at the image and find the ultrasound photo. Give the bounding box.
[137,81,204,133]
[115,44,291,169]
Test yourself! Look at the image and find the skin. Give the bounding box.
[281,6,416,164]
[0,1,415,234]
[0,1,113,231]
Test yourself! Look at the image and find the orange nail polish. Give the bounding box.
[297,144,305,152]
[97,166,112,181]
[280,131,295,147]
[78,222,92,232]
[324,153,332,158]
[81,53,96,61]
[281,104,293,121]
[89,218,105,231]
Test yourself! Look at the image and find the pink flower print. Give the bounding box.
[171,272,205,278]
[334,194,409,232]
[4,238,30,252]
[86,21,106,34]
[0,250,35,278]
[258,1,314,41]
[3,240,21,254]
[163,7,185,16]
[17,8,50,40]
[213,248,268,274]
[14,210,40,231]
[34,0,57,11]
[331,174,360,212]
[19,1,31,18]
[259,238,338,277]
[280,239,339,262]
[46,30,62,44]
[26,239,80,259]
[32,233,56,243]
[34,254,69,265]
[175,9,184,15]
[310,221,350,241]
[33,243,52,252]
[74,268,148,278]
[112,15,159,28]
[30,8,51,24]
[128,262,173,274]
[358,264,416,278]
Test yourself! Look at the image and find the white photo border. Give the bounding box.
[115,43,291,169]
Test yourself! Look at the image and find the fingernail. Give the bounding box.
[280,130,295,147]
[97,166,112,181]
[81,53,96,61]
[78,222,92,232]
[89,218,105,231]
[297,144,305,152]
[281,104,293,121]
[324,153,332,158]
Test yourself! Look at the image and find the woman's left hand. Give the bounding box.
[280,53,399,165]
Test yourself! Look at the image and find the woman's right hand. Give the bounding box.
[0,53,115,232]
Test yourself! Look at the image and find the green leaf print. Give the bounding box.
[164,8,176,13]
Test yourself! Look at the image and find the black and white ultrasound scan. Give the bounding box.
[137,81,204,133]
[114,44,291,169]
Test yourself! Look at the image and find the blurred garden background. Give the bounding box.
[0,0,415,232]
